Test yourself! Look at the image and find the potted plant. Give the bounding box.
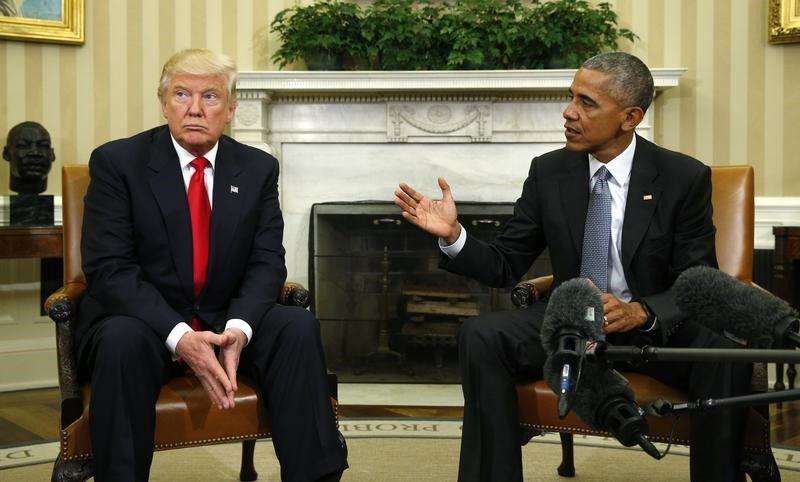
[270,0,637,71]
[532,0,637,68]
[437,0,536,69]
[270,0,366,70]
[362,0,448,70]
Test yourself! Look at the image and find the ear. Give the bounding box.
[621,106,645,132]
[226,100,236,124]
[160,98,169,119]
[2,147,9,162]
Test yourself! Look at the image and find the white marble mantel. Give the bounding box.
[230,69,686,286]
[235,68,685,93]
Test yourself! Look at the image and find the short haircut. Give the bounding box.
[581,52,654,113]
[157,49,238,102]
[7,121,49,142]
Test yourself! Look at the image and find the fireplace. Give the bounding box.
[311,201,550,382]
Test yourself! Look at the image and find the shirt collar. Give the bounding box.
[169,134,219,171]
[587,135,636,186]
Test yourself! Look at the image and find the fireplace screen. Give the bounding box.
[310,201,551,383]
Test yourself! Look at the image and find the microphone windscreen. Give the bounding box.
[673,265,798,348]
[543,355,634,430]
[541,278,605,354]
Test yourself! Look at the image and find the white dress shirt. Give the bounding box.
[164,135,252,357]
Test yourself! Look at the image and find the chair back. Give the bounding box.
[61,165,89,287]
[710,165,754,283]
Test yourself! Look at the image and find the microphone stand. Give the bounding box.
[586,341,800,365]
[583,341,800,414]
[648,389,800,416]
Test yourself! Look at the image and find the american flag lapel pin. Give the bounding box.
[643,194,653,201]
[230,185,239,194]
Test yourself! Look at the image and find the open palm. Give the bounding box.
[394,177,459,242]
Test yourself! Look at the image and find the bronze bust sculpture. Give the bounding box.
[4,121,56,195]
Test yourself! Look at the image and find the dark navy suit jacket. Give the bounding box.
[441,135,718,345]
[77,125,287,345]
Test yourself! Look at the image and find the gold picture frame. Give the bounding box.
[769,0,800,44]
[0,0,84,45]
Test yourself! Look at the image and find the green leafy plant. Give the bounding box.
[270,0,365,70]
[533,0,637,68]
[269,0,637,71]
[438,0,533,69]
[362,0,447,70]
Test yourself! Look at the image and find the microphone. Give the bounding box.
[541,278,605,417]
[543,355,661,459]
[673,266,800,348]
[541,278,661,459]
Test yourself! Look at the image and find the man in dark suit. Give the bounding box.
[77,48,347,482]
[394,52,750,481]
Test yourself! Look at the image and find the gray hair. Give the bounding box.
[581,52,654,113]
[157,48,238,101]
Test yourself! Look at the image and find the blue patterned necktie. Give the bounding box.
[580,166,612,292]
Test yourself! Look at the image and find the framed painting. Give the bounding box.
[769,0,800,44]
[0,0,84,45]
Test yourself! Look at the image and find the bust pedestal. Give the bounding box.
[10,194,54,226]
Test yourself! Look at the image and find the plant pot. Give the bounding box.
[304,50,343,71]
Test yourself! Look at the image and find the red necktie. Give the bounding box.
[188,157,211,331]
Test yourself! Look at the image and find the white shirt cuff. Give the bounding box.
[438,223,467,259]
[165,322,193,359]
[226,318,253,345]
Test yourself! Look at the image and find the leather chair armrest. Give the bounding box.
[279,281,311,308]
[511,275,554,308]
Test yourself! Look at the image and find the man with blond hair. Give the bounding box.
[77,48,348,482]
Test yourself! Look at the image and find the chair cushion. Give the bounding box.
[60,375,338,461]
[517,373,771,453]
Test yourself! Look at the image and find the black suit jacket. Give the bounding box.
[442,135,717,345]
[77,125,287,344]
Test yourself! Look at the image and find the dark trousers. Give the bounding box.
[456,304,751,482]
[78,304,348,482]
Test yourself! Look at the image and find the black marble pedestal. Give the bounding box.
[10,194,54,226]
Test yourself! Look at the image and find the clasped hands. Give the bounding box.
[175,327,247,410]
[394,177,649,334]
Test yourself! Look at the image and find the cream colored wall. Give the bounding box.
[0,0,798,196]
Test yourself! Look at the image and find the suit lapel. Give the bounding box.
[147,128,195,299]
[621,136,661,271]
[559,152,591,257]
[205,140,243,295]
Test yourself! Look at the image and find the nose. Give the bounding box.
[563,101,578,121]
[188,94,203,115]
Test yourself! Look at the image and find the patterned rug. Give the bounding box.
[2,419,799,481]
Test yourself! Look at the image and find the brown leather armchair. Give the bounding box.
[511,165,780,480]
[44,164,336,482]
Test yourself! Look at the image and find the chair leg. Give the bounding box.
[51,454,93,482]
[239,439,258,482]
[557,432,576,477]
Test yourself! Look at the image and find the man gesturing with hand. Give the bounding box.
[395,52,751,482]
